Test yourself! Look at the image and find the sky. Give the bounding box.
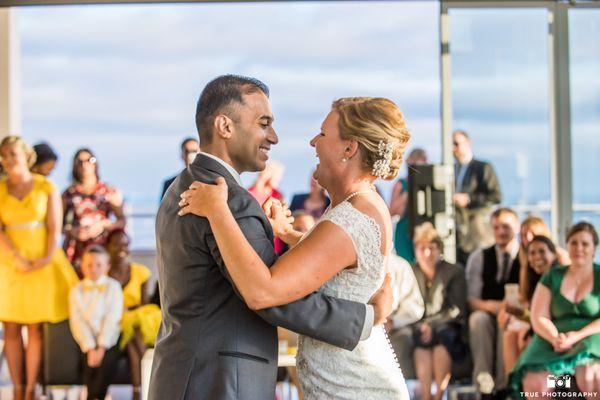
[14,2,600,246]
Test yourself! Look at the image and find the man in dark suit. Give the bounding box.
[149,75,393,400]
[453,129,502,266]
[160,137,199,200]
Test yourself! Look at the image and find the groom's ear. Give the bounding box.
[214,115,234,140]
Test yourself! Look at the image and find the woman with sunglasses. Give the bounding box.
[62,148,126,275]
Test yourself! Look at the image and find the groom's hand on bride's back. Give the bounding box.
[369,273,394,326]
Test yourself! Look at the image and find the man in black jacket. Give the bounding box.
[453,129,502,266]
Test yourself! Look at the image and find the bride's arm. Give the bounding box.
[207,203,355,309]
[180,178,356,310]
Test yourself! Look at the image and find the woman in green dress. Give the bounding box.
[509,221,600,396]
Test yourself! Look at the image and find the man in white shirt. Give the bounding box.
[466,208,521,400]
[69,245,123,400]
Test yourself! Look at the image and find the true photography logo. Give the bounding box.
[520,374,598,398]
[547,374,571,390]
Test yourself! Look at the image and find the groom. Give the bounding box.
[149,75,394,400]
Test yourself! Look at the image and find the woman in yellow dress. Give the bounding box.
[106,229,161,400]
[0,136,78,400]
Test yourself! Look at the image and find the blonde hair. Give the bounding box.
[332,97,410,181]
[0,136,37,168]
[413,222,443,249]
[521,216,550,238]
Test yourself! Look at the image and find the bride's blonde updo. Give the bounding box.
[332,97,410,181]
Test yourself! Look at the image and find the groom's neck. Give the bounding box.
[200,145,243,174]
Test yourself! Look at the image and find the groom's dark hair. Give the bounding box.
[195,74,269,144]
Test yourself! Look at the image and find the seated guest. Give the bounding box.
[518,216,570,298]
[31,142,59,177]
[500,235,559,376]
[509,222,600,395]
[389,147,428,264]
[466,207,522,399]
[291,210,315,234]
[289,172,330,219]
[107,230,161,400]
[409,223,467,400]
[385,251,424,384]
[160,137,199,200]
[69,246,123,400]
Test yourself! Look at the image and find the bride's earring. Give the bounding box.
[342,157,348,163]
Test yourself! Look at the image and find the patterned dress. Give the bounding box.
[296,201,409,399]
[62,181,119,271]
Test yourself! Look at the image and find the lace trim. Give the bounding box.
[323,201,385,261]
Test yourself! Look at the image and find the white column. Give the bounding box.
[547,3,573,245]
[0,8,21,139]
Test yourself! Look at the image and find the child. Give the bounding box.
[69,245,123,400]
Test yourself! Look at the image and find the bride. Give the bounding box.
[178,97,411,399]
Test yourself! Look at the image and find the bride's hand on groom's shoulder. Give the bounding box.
[178,177,229,218]
[369,273,394,326]
[262,198,294,237]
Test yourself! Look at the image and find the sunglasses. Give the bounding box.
[77,157,97,165]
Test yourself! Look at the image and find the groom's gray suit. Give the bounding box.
[149,153,368,400]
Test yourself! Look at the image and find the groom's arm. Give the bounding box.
[205,214,374,351]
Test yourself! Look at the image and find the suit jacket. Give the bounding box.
[149,154,367,400]
[160,175,176,200]
[455,159,502,253]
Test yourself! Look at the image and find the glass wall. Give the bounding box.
[448,8,551,222]
[19,1,441,248]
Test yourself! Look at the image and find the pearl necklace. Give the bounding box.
[342,189,374,203]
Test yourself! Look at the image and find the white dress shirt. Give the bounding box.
[199,151,375,338]
[69,275,123,352]
[200,151,243,186]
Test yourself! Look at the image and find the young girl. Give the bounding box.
[106,229,161,400]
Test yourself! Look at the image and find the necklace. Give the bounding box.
[342,189,374,203]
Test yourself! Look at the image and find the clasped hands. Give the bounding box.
[87,347,106,368]
[552,331,581,353]
[14,252,50,273]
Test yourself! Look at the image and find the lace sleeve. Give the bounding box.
[321,202,383,273]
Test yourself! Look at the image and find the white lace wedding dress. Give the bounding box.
[296,200,410,399]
